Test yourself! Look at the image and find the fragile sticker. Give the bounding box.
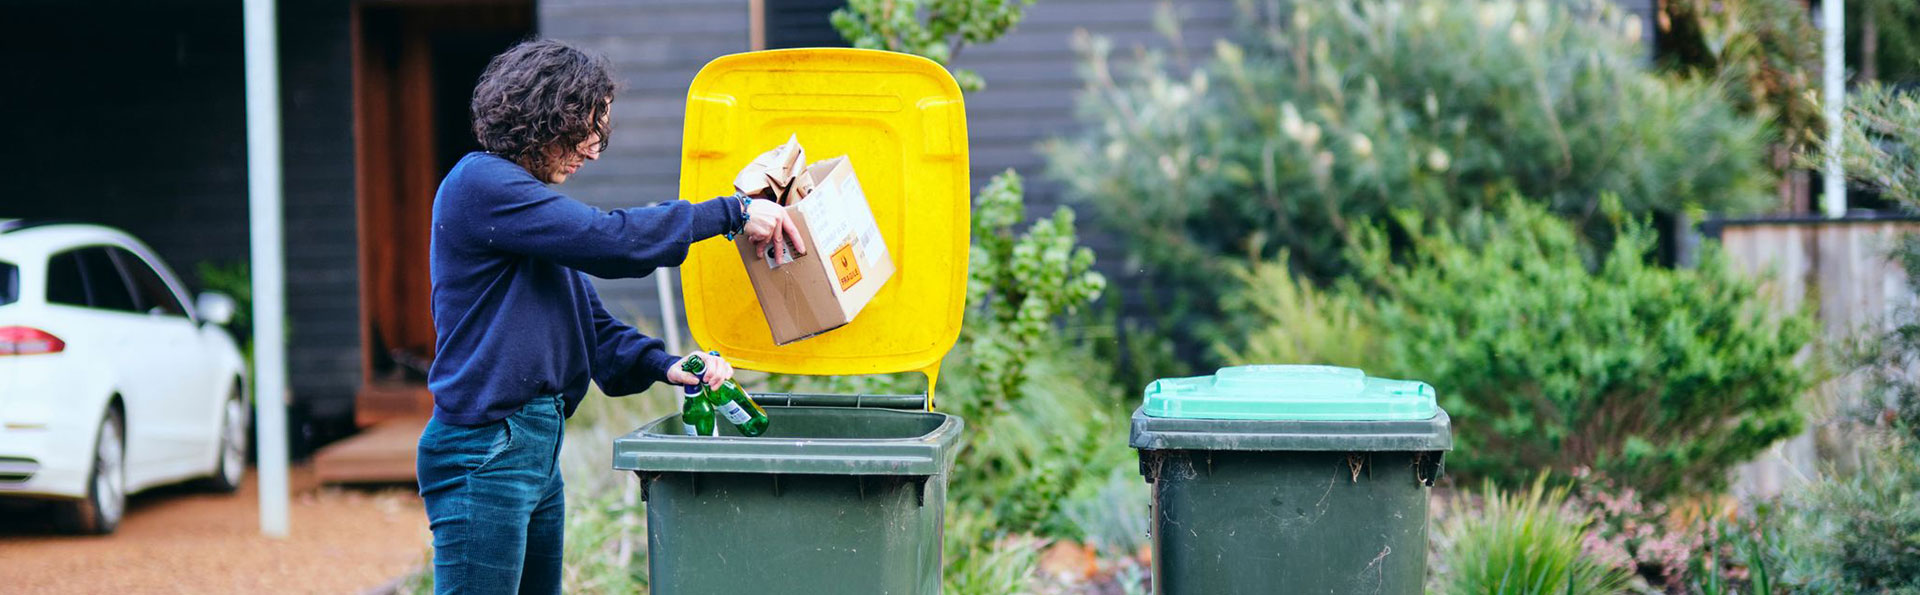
[831,243,862,291]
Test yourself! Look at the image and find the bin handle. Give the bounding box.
[754,392,930,410]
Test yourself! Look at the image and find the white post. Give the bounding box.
[656,270,683,355]
[243,0,291,538]
[1824,0,1847,218]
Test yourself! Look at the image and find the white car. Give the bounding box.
[0,219,249,534]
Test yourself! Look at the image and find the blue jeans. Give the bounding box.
[417,393,566,595]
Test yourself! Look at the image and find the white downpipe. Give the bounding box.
[1824,0,1847,218]
[242,0,291,538]
[657,270,683,356]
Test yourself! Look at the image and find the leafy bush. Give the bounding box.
[1214,251,1371,369]
[1658,0,1824,154]
[942,507,1044,595]
[1434,476,1636,594]
[1047,0,1776,355]
[1796,436,1920,592]
[830,0,1034,93]
[1226,199,1816,497]
[1817,83,1920,207]
[767,169,1123,540]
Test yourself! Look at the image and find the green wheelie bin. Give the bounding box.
[1131,365,1452,594]
[614,47,975,595]
[614,393,962,594]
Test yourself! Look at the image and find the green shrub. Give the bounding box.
[1047,0,1776,353]
[1797,437,1920,593]
[1816,83,1920,207]
[1226,199,1816,497]
[1213,251,1372,369]
[830,0,1034,93]
[1434,476,1635,595]
[1659,0,1824,154]
[942,507,1043,595]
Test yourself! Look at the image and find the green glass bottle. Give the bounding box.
[680,352,771,437]
[679,384,716,437]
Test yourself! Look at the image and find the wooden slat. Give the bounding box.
[1719,220,1920,498]
[313,417,429,485]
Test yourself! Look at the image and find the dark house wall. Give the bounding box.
[0,0,361,431]
[2,1,250,282]
[538,0,753,345]
[278,0,361,424]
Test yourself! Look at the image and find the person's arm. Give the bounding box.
[584,280,682,397]
[451,171,745,279]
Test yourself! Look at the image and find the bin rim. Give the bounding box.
[613,405,964,476]
[1129,406,1452,452]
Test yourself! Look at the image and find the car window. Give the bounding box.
[77,248,138,313]
[0,260,16,305]
[110,248,186,317]
[46,251,88,306]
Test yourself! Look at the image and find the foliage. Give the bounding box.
[1796,435,1920,592]
[962,170,1107,417]
[1228,199,1816,497]
[1769,235,1920,593]
[764,169,1119,539]
[1046,0,1778,345]
[1058,467,1149,560]
[1657,0,1824,152]
[1434,476,1636,595]
[1213,251,1371,369]
[1813,83,1920,207]
[830,0,1034,92]
[1850,0,1920,84]
[942,507,1044,595]
[197,261,256,381]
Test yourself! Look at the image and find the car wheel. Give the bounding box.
[202,389,247,492]
[56,408,126,535]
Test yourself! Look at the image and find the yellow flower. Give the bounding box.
[1350,134,1374,159]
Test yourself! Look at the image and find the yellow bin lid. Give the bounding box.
[677,48,970,400]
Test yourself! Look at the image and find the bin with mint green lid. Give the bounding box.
[1130,365,1451,594]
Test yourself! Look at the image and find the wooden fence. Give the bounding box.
[1704,214,1920,498]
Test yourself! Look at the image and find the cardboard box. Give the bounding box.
[734,155,894,344]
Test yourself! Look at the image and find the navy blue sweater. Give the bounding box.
[427,152,739,425]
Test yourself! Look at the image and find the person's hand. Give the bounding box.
[743,199,805,256]
[666,352,733,389]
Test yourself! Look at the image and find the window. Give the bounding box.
[0,260,16,305]
[761,0,850,50]
[111,248,186,317]
[77,248,137,313]
[45,251,89,307]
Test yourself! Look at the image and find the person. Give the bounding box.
[414,39,802,594]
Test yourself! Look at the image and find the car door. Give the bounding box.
[45,247,175,474]
[101,247,208,477]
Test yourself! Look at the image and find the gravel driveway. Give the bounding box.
[0,466,428,594]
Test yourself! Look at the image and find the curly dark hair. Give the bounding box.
[471,39,616,179]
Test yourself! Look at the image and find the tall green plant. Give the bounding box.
[1435,476,1636,595]
[1815,83,1920,207]
[1214,252,1371,368]
[830,0,1034,92]
[1227,199,1817,497]
[827,0,1124,549]
[1850,0,1920,84]
[962,170,1106,418]
[1658,0,1824,153]
[1047,0,1776,356]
